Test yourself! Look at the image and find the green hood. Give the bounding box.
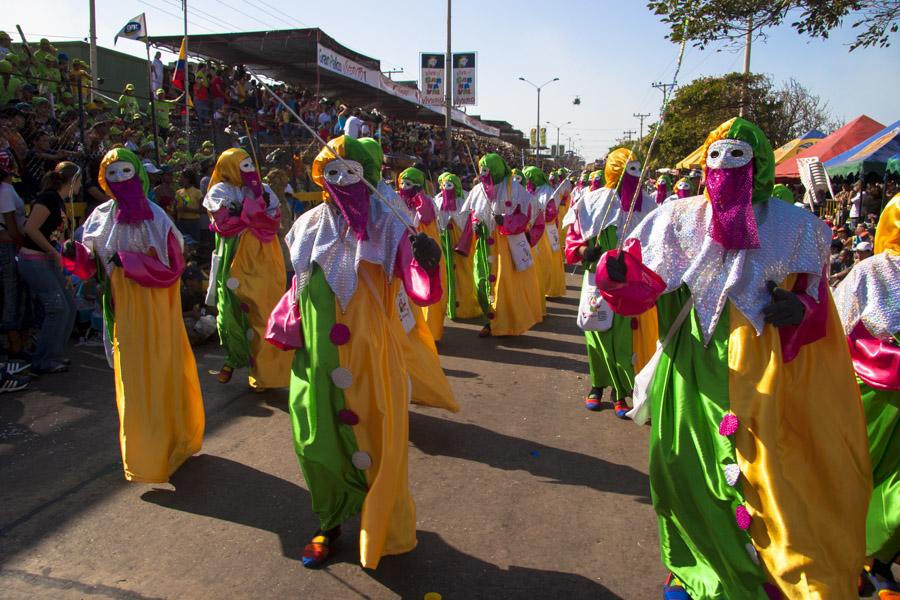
[522,165,550,188]
[438,171,462,196]
[478,153,509,184]
[356,137,384,186]
[771,183,794,204]
[399,167,426,189]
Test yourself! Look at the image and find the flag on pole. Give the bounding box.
[172,37,188,91]
[114,13,147,44]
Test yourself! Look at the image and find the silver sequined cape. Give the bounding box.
[833,252,900,339]
[286,197,408,312]
[628,195,830,343]
[461,179,535,233]
[81,200,181,275]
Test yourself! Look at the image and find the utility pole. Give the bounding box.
[383,68,404,80]
[546,120,571,158]
[623,129,636,143]
[183,0,190,152]
[444,0,452,165]
[633,112,650,141]
[88,0,98,101]
[651,81,676,121]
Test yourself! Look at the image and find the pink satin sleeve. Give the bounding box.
[119,231,185,288]
[395,235,442,307]
[777,271,828,363]
[415,194,436,225]
[564,219,586,265]
[266,276,304,351]
[595,239,666,316]
[847,321,900,391]
[210,206,246,237]
[528,212,546,247]
[241,197,280,243]
[498,206,530,236]
[545,199,559,223]
[62,241,97,280]
[453,217,474,256]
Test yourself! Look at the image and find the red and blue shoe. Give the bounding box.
[613,399,630,419]
[864,563,900,599]
[663,573,690,599]
[301,527,340,569]
[584,387,603,411]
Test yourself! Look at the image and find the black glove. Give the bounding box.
[228,203,242,217]
[410,233,441,272]
[763,280,805,327]
[581,244,602,265]
[109,252,123,268]
[606,252,627,282]
[494,214,504,226]
[61,240,76,259]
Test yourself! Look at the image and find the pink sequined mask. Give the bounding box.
[655,181,668,204]
[619,173,643,213]
[241,169,264,199]
[109,177,153,224]
[480,174,496,200]
[705,161,760,249]
[323,180,370,241]
[441,188,457,211]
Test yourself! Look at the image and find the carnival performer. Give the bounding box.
[523,166,566,298]
[833,195,899,597]
[435,171,481,319]
[562,148,657,415]
[596,117,872,599]
[462,152,543,337]
[203,148,291,390]
[554,168,574,236]
[663,177,694,203]
[398,167,446,341]
[653,173,672,204]
[69,148,204,483]
[265,135,445,569]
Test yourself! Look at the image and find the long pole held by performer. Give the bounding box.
[143,24,162,167]
[444,0,452,165]
[182,0,190,154]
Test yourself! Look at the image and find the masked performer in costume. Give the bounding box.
[266,135,446,569]
[203,148,291,389]
[435,171,480,319]
[653,173,673,205]
[563,148,657,415]
[72,148,204,483]
[833,195,900,598]
[523,166,566,298]
[596,117,872,599]
[398,167,446,342]
[462,153,543,337]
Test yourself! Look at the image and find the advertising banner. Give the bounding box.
[453,52,477,106]
[420,53,445,106]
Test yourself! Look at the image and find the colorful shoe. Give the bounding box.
[663,573,690,599]
[614,399,630,419]
[301,527,340,569]
[584,387,603,411]
[865,564,900,599]
[217,366,234,384]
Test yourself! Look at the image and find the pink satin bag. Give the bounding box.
[265,277,303,351]
[595,238,666,316]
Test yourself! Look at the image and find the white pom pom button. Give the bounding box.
[331,367,353,389]
[351,451,372,470]
[226,277,240,290]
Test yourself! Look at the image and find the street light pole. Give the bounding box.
[518,76,559,167]
[444,0,452,165]
[546,120,571,158]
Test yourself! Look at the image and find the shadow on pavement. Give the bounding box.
[141,454,315,562]
[368,530,624,599]
[409,412,650,502]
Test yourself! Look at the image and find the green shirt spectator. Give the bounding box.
[0,61,24,105]
[118,83,140,119]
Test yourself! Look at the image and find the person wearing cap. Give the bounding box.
[153,88,183,138]
[41,54,61,97]
[32,38,56,77]
[854,240,874,261]
[832,196,900,596]
[193,140,215,164]
[0,60,24,106]
[118,83,140,120]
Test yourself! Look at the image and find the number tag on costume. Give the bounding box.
[546,225,560,251]
[577,271,613,331]
[507,232,534,271]
[396,288,416,334]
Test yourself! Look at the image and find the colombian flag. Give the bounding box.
[172,37,187,91]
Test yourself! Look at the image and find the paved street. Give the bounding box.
[1,271,664,599]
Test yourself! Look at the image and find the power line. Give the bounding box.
[251,0,311,28]
[244,0,309,29]
[156,0,236,32]
[136,0,217,33]
[215,0,281,30]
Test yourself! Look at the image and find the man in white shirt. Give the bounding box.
[151,52,164,94]
[343,109,363,139]
[848,181,867,228]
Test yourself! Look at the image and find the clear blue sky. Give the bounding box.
[5,0,899,159]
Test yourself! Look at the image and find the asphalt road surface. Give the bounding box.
[0,269,830,599]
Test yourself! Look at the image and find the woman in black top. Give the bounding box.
[19,161,79,373]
